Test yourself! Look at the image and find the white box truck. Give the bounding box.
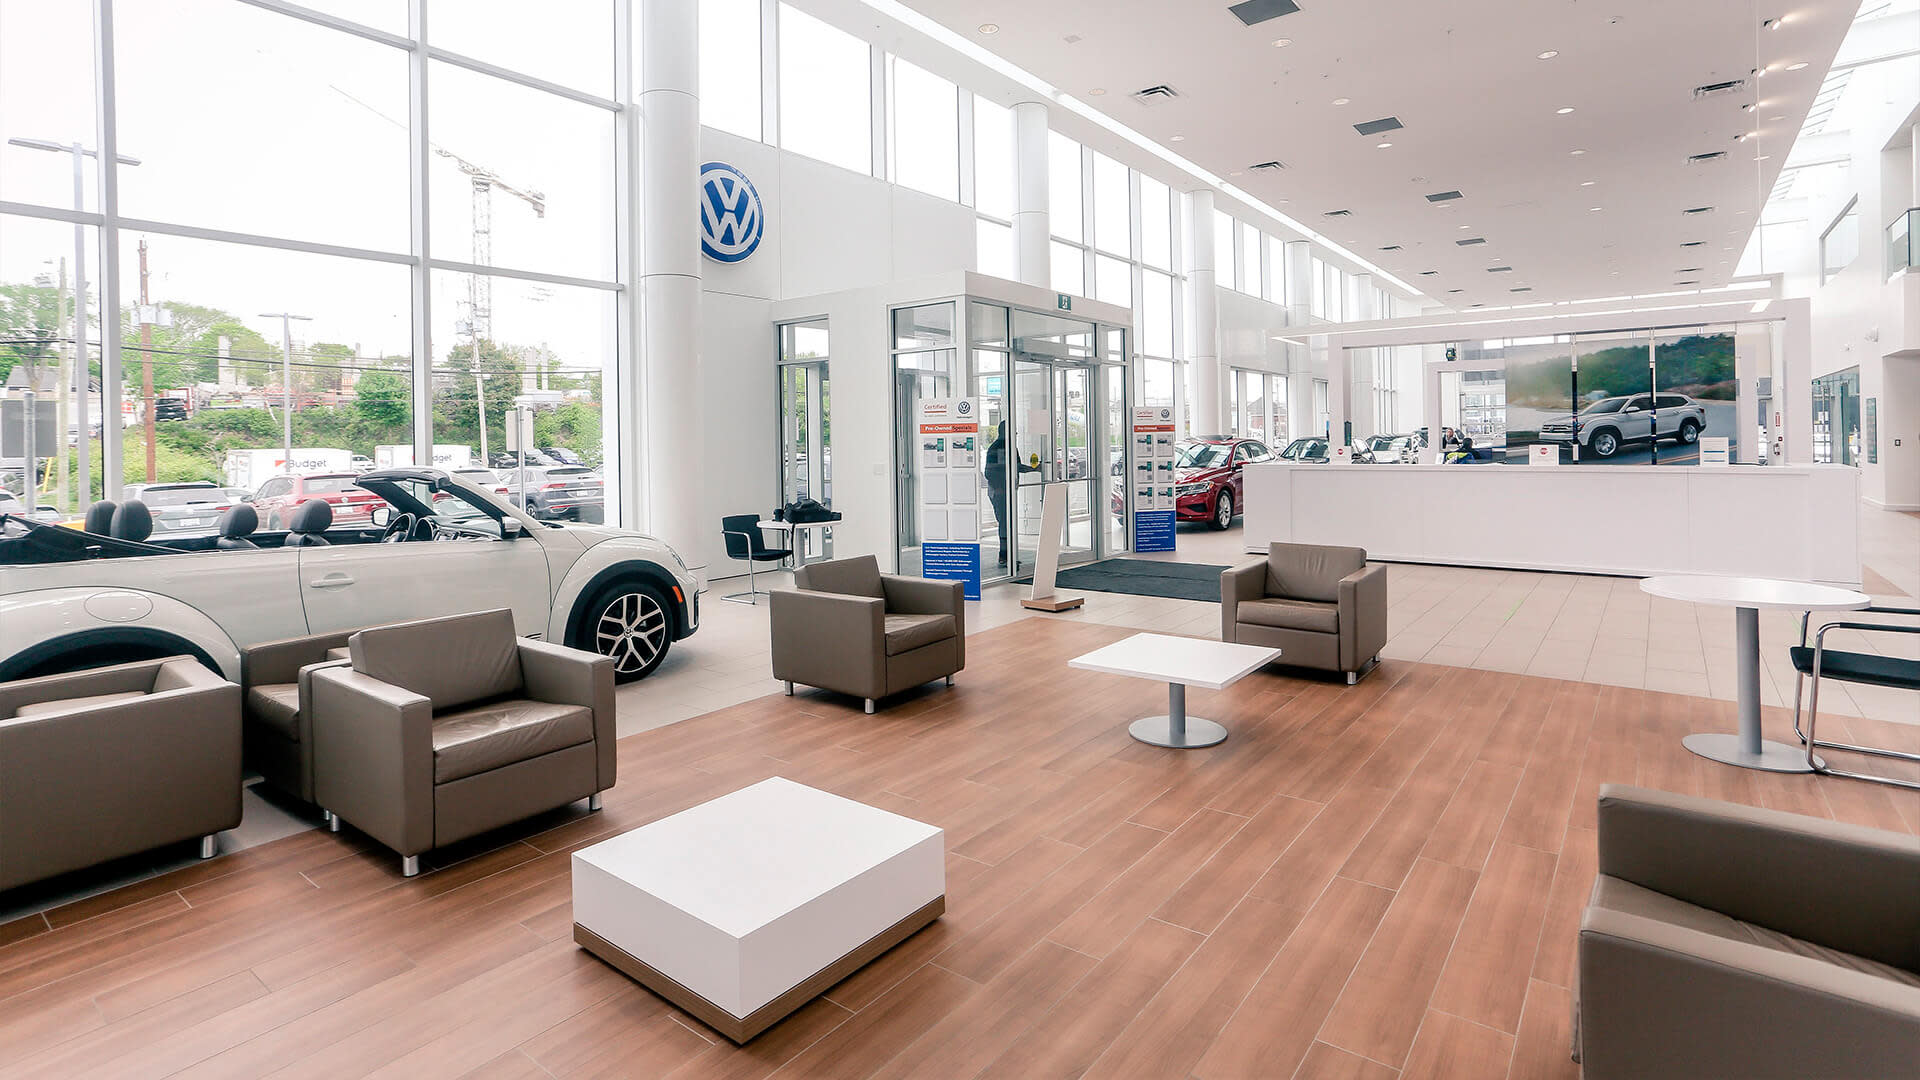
[374,444,474,470]
[224,447,352,492]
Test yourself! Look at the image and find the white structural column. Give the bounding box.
[1188,189,1222,435]
[1282,240,1314,439]
[1012,101,1050,287]
[1346,273,1376,438]
[638,0,706,553]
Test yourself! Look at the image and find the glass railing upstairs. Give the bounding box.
[1888,208,1918,275]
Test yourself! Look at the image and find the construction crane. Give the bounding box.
[329,87,546,345]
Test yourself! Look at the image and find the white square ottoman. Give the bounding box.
[571,777,945,1042]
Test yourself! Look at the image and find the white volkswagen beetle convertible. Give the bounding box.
[0,468,702,684]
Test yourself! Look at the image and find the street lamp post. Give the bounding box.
[259,312,311,460]
[6,138,140,507]
[475,373,491,463]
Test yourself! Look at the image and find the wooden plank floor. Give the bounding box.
[1,617,1916,1080]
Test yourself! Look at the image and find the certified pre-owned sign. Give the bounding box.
[699,161,764,264]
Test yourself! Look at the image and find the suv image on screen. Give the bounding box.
[1536,393,1707,458]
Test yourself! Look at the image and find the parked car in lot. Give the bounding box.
[0,468,703,684]
[0,491,60,523]
[1278,437,1331,463]
[446,467,511,503]
[1354,433,1418,464]
[249,472,384,530]
[351,454,374,472]
[1171,436,1273,530]
[121,482,237,536]
[503,465,604,522]
[1537,393,1707,458]
[152,397,189,422]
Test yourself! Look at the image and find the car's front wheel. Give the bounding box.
[584,581,673,683]
[1211,489,1234,530]
[1589,429,1620,458]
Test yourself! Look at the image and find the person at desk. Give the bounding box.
[983,423,1038,567]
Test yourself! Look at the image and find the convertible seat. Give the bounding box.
[110,499,152,542]
[884,613,956,655]
[430,700,594,783]
[82,500,118,534]
[285,499,332,546]
[216,504,260,550]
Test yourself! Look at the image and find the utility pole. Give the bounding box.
[54,257,69,512]
[259,311,312,460]
[475,373,491,463]
[139,238,156,483]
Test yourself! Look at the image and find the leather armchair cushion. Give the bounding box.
[10,690,147,719]
[431,699,593,784]
[883,613,956,656]
[1591,875,1920,989]
[246,683,302,740]
[1237,598,1339,634]
[796,554,884,598]
[1265,543,1367,603]
[351,608,524,711]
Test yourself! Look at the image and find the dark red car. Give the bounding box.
[1173,436,1274,530]
[249,473,384,530]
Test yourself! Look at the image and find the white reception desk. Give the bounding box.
[1241,462,1861,586]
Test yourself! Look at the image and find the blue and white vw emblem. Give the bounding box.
[699,162,764,263]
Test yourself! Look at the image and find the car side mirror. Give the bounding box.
[369,506,390,527]
[501,520,526,539]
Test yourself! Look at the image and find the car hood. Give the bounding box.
[1175,466,1228,484]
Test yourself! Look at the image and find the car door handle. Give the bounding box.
[308,573,355,589]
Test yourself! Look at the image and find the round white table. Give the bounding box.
[1639,575,1870,773]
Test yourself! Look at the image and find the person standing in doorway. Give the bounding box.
[983,422,1036,567]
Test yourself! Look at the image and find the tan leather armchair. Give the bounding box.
[769,554,964,713]
[0,656,241,891]
[309,609,615,877]
[240,628,357,803]
[1576,784,1920,1078]
[1222,542,1387,683]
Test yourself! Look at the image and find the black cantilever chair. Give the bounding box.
[719,513,791,605]
[1791,605,1920,789]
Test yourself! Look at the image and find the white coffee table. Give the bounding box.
[1640,575,1869,773]
[1069,632,1281,749]
[571,777,945,1043]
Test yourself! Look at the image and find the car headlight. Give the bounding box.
[1174,482,1212,495]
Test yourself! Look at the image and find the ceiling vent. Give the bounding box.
[1511,287,1533,293]
[1693,78,1749,100]
[1676,279,1701,285]
[1353,116,1404,137]
[1456,236,1486,246]
[1323,208,1353,217]
[1419,270,1439,276]
[1447,289,1464,294]
[1249,159,1287,171]
[1425,190,1464,203]
[1378,244,1402,251]
[1228,0,1302,27]
[1688,151,1728,164]
[1682,206,1716,216]
[1681,240,1706,247]
[1676,267,1702,273]
[1486,265,1513,273]
[1132,85,1180,106]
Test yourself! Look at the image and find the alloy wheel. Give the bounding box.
[595,590,666,676]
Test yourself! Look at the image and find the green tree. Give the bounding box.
[303,342,356,393]
[352,369,411,428]
[433,337,521,450]
[120,301,280,389]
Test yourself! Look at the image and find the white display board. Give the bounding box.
[1130,406,1177,552]
[1530,444,1561,466]
[1699,436,1730,467]
[916,398,983,597]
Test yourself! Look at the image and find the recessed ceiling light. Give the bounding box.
[1570,148,1588,155]
[1376,141,1393,149]
[1588,206,1603,212]
[1272,38,1292,47]
[1170,134,1185,141]
[978,23,999,34]
[1580,180,1596,186]
[1556,106,1575,114]
[1229,170,1243,176]
[1088,88,1107,96]
[1537,50,1558,59]
[1332,97,1351,106]
[1786,62,1809,71]
[1458,224,1471,229]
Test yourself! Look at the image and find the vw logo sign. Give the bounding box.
[956,400,973,417]
[699,162,763,263]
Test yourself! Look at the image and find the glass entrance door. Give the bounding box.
[1009,357,1098,579]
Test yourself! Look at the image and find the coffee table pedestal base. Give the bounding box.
[1682,733,1822,774]
[1128,682,1228,749]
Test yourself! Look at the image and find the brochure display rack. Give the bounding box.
[1130,406,1177,553]
[916,398,982,599]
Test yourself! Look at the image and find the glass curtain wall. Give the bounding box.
[0,0,625,525]
[777,319,832,560]
[1812,367,1861,465]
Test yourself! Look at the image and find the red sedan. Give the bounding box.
[1172,436,1274,530]
[249,473,384,530]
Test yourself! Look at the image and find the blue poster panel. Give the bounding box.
[1134,510,1176,553]
[921,541,982,600]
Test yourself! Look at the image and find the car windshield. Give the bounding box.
[545,467,594,479]
[141,487,223,507]
[1579,398,1627,415]
[1175,443,1230,468]
[303,475,360,493]
[1280,439,1318,459]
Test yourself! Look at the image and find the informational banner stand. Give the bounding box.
[1698,436,1730,467]
[1130,406,1177,553]
[915,397,982,599]
[1022,482,1085,612]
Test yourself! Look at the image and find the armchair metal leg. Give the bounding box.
[1346,671,1357,685]
[785,680,794,696]
[198,835,218,859]
[326,810,341,833]
[864,698,876,714]
[722,557,765,605]
[946,675,953,686]
[401,855,420,878]
[588,793,603,811]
